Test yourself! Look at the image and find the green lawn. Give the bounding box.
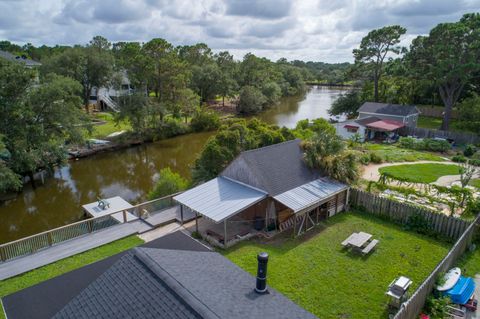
[223,212,450,319]
[364,143,445,162]
[88,112,131,139]
[457,246,480,277]
[0,235,143,319]
[469,178,480,189]
[417,116,467,132]
[379,163,461,183]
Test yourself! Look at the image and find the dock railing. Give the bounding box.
[0,193,180,263]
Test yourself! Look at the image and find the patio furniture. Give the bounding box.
[341,233,358,247]
[361,239,379,255]
[349,232,372,248]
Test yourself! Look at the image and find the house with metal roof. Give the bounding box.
[335,102,420,142]
[174,139,349,248]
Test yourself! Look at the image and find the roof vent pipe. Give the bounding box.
[255,252,269,294]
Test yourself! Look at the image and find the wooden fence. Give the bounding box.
[393,213,480,319]
[349,189,471,240]
[400,126,480,145]
[0,193,179,263]
[416,106,458,119]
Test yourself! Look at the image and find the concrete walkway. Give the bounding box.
[0,220,151,280]
[361,160,476,186]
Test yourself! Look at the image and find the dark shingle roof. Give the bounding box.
[358,102,419,116]
[54,248,317,319]
[222,139,319,196]
[0,50,42,67]
[354,116,380,126]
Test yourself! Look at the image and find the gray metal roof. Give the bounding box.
[222,139,320,196]
[173,177,267,223]
[355,116,380,126]
[358,102,419,116]
[274,178,348,213]
[54,248,317,319]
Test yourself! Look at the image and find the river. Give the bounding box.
[0,86,346,243]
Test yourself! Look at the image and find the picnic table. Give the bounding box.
[349,232,372,248]
[342,232,378,255]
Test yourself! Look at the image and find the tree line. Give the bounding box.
[329,13,480,132]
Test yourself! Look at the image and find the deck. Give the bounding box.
[144,205,196,227]
[0,220,151,280]
[82,196,137,223]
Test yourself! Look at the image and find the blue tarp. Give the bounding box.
[444,276,475,305]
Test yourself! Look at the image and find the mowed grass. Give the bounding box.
[469,178,480,189]
[379,163,461,183]
[0,236,143,319]
[364,143,445,162]
[417,116,465,132]
[88,112,131,139]
[222,212,450,319]
[457,245,480,277]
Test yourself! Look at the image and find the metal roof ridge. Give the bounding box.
[220,176,268,194]
[239,138,300,155]
[133,248,221,319]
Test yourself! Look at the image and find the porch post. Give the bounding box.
[293,214,296,238]
[180,205,184,225]
[195,212,199,234]
[224,219,228,248]
[345,188,350,210]
[335,194,339,214]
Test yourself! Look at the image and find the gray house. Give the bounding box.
[174,139,349,247]
[0,50,42,68]
[358,102,420,128]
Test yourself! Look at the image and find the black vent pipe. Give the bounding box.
[255,252,269,294]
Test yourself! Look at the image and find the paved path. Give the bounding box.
[361,160,477,186]
[0,220,151,280]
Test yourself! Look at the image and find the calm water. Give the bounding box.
[0,86,346,243]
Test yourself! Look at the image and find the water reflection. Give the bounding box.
[0,87,346,243]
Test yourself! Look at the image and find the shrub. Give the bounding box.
[469,159,480,167]
[423,139,450,152]
[148,167,189,200]
[161,118,189,138]
[236,86,266,114]
[190,109,220,132]
[369,152,383,164]
[464,144,476,157]
[424,296,452,319]
[359,153,371,165]
[399,136,416,149]
[405,213,431,235]
[452,155,467,163]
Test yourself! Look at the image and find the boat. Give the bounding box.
[436,267,461,292]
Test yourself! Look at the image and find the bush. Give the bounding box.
[398,137,451,152]
[424,296,452,319]
[369,152,383,164]
[148,167,189,200]
[236,86,266,114]
[359,153,371,165]
[469,159,480,167]
[464,144,476,157]
[405,213,431,235]
[190,109,220,132]
[452,155,467,163]
[399,136,416,149]
[161,118,189,138]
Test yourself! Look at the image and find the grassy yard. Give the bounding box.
[379,163,461,184]
[364,143,445,162]
[223,212,450,319]
[469,178,480,189]
[88,112,131,139]
[0,235,143,319]
[417,116,467,132]
[457,245,480,277]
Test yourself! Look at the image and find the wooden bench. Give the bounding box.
[361,239,379,255]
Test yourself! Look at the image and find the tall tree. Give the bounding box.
[41,36,114,112]
[406,13,480,130]
[353,25,406,102]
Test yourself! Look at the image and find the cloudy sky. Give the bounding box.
[1,0,479,63]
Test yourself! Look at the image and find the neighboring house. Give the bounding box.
[89,71,133,112]
[53,247,317,319]
[336,102,420,142]
[0,50,42,68]
[358,102,420,127]
[174,139,349,247]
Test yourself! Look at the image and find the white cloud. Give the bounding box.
[0,0,479,62]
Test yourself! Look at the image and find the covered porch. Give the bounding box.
[365,119,405,143]
[174,176,350,248]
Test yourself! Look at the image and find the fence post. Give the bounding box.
[0,246,5,262]
[123,210,127,223]
[47,232,53,247]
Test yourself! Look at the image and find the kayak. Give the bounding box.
[437,267,461,292]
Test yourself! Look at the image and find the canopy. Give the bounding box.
[273,178,348,214]
[366,119,405,132]
[173,177,267,223]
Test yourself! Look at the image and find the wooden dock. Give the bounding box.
[82,196,137,223]
[0,220,151,280]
